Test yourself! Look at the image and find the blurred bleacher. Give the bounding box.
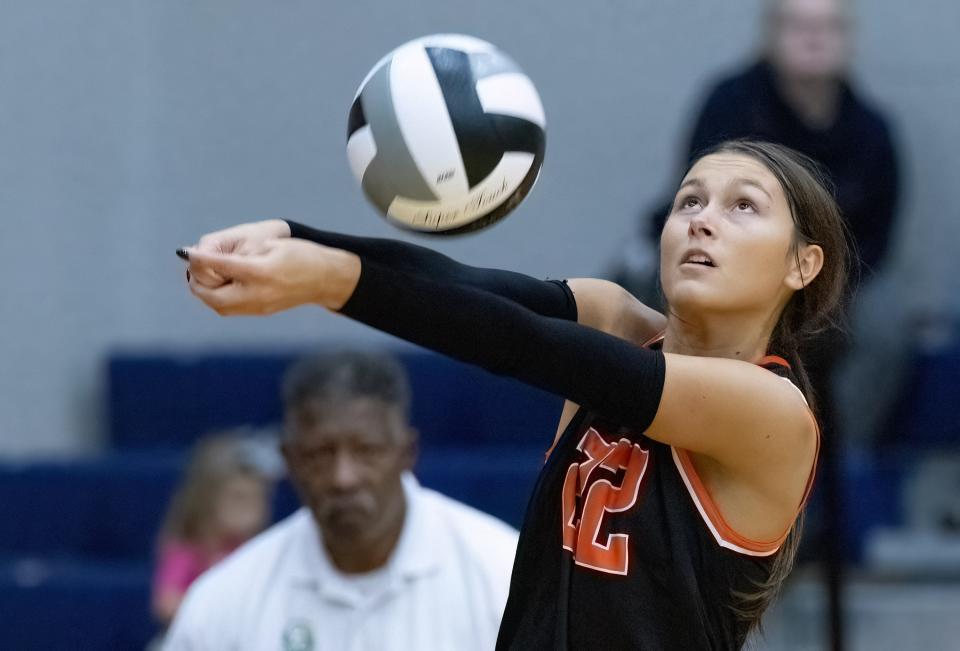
[0,349,559,649]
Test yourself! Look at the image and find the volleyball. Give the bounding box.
[346,34,546,235]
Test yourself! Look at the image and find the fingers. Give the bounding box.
[180,233,303,317]
[198,231,240,255]
[186,236,269,288]
[190,262,228,289]
[186,249,258,285]
[192,236,239,287]
[189,276,265,316]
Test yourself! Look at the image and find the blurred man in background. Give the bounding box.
[165,351,518,650]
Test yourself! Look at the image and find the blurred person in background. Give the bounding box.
[152,433,271,627]
[614,0,899,300]
[165,350,518,651]
[610,1,901,647]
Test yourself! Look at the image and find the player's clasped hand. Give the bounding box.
[186,219,293,288]
[180,235,361,316]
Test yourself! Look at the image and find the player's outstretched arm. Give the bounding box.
[183,240,805,465]
[186,220,667,343]
[184,236,809,454]
[285,219,578,321]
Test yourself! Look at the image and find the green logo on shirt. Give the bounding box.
[282,620,314,651]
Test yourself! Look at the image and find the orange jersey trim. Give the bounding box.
[673,447,787,556]
[673,354,820,557]
[759,354,791,369]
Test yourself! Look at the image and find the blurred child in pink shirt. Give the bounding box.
[152,434,271,626]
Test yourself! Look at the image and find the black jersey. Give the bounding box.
[496,353,815,651]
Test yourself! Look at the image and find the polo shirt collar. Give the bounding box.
[390,473,443,580]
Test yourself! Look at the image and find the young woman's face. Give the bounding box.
[213,474,269,542]
[660,153,799,323]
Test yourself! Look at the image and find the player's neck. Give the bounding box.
[661,311,775,363]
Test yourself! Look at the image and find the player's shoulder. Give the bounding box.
[417,485,519,564]
[752,357,820,456]
[758,356,807,399]
[753,354,809,405]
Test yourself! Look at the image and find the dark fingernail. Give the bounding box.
[176,248,190,261]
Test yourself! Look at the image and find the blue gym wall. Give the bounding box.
[1,0,958,456]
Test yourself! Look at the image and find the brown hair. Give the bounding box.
[685,139,853,633]
[160,434,266,544]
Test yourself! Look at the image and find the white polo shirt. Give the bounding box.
[165,474,519,651]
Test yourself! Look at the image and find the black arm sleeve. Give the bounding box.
[339,259,665,432]
[285,220,577,321]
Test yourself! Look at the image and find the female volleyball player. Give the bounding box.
[181,140,849,649]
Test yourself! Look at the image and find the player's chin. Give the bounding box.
[662,278,715,305]
[664,285,740,318]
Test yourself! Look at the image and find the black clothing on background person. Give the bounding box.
[648,59,899,277]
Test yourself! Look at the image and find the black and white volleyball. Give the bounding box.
[347,34,546,235]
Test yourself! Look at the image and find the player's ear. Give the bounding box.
[786,242,823,291]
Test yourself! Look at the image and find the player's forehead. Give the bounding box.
[680,154,781,198]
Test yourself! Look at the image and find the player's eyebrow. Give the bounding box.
[677,177,773,202]
[735,177,774,202]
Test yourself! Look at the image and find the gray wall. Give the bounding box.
[1,0,957,456]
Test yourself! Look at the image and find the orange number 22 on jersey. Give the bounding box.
[561,427,650,575]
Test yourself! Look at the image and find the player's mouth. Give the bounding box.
[680,249,716,267]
